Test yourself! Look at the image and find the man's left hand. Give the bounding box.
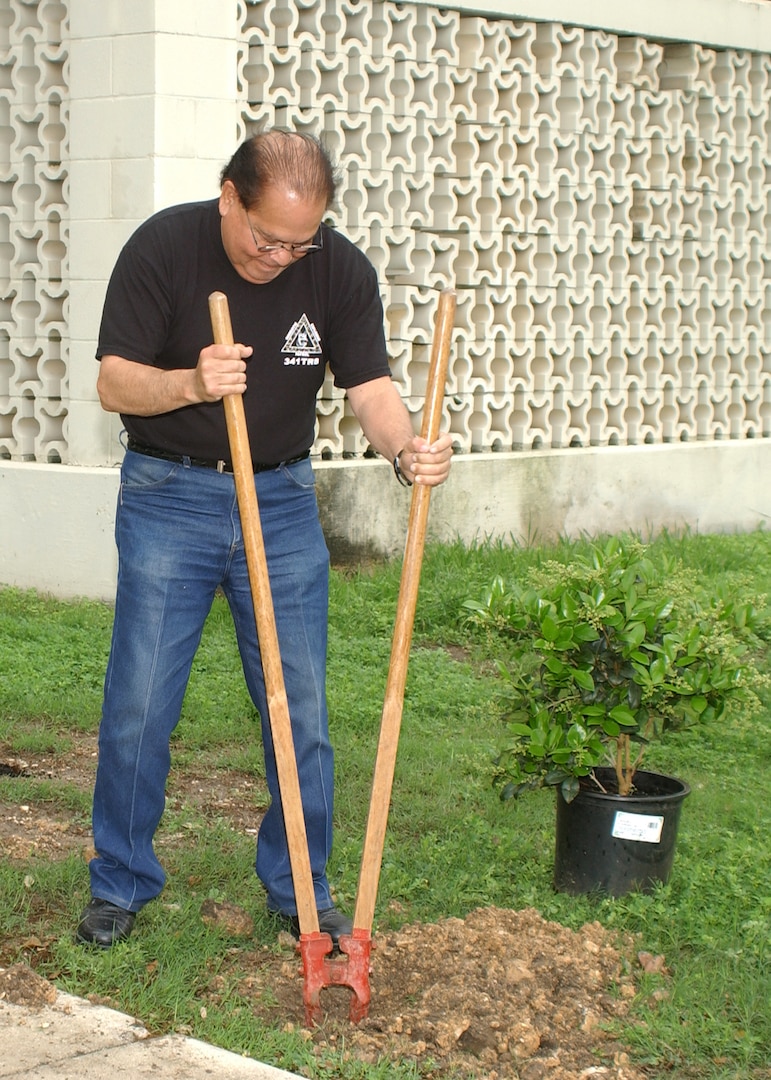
[398,433,453,486]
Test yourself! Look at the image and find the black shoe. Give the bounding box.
[272,905,353,947]
[76,898,136,948]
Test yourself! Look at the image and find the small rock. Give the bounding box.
[510,1021,541,1059]
[504,957,534,984]
[637,951,667,975]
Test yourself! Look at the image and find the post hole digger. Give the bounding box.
[209,286,457,1026]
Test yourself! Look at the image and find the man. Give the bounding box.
[76,130,453,949]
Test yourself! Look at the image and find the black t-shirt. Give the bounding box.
[96,200,391,462]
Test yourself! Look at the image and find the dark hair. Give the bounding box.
[220,130,338,211]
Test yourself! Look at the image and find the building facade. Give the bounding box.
[2,0,771,596]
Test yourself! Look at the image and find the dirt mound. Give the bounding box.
[212,906,647,1080]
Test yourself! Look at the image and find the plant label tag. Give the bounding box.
[612,811,664,844]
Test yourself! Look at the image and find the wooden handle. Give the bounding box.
[353,287,457,932]
[208,291,319,936]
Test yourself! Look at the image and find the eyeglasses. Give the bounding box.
[243,207,323,256]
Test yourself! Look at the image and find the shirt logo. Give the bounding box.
[282,314,322,366]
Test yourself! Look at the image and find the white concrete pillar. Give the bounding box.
[65,0,240,465]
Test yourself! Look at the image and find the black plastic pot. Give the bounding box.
[553,768,690,896]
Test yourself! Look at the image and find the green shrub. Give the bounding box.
[465,535,766,801]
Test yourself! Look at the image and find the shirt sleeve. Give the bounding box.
[95,223,175,366]
[321,241,392,390]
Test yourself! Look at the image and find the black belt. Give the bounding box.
[126,437,309,474]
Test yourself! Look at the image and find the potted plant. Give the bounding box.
[465,535,764,894]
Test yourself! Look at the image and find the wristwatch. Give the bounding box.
[393,449,412,487]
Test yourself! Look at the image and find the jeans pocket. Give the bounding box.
[121,450,181,491]
[280,457,316,491]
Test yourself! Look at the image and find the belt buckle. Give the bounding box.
[216,460,226,474]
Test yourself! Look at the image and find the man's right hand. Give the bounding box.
[193,343,253,402]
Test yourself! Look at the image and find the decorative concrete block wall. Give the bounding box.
[238,1,771,457]
[0,0,68,464]
[2,0,770,468]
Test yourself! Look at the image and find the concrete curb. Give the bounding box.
[0,986,302,1079]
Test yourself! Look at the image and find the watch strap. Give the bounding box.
[393,450,412,487]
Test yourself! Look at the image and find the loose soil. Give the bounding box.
[1,736,653,1079]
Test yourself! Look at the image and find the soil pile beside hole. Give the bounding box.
[229,906,646,1080]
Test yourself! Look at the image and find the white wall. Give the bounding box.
[2,461,119,599]
[3,440,769,600]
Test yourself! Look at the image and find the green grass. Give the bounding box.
[1,530,770,1078]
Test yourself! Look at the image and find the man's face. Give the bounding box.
[219,180,327,285]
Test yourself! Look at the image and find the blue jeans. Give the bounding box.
[89,450,334,915]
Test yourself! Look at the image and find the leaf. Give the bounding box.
[573,668,595,692]
[544,655,568,675]
[609,704,638,727]
[622,622,646,648]
[560,776,581,803]
[567,722,589,747]
[539,614,560,642]
[649,657,669,683]
[656,599,675,620]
